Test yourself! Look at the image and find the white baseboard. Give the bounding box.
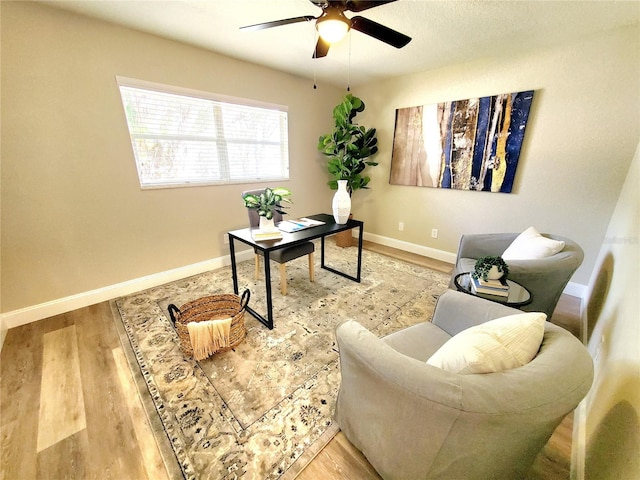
[563,281,586,299]
[571,400,588,480]
[1,234,587,349]
[1,250,254,337]
[359,231,458,264]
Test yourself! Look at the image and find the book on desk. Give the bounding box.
[471,275,510,297]
[277,217,325,233]
[251,229,283,241]
[251,217,326,241]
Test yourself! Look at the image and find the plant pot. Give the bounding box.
[487,265,504,280]
[335,214,353,247]
[258,216,277,233]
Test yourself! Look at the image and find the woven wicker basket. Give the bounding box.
[168,289,250,358]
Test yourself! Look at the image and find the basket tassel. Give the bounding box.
[187,317,232,360]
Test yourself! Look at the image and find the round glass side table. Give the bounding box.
[454,272,532,308]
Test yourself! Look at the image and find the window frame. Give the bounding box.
[116,75,290,190]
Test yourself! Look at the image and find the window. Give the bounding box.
[116,76,289,189]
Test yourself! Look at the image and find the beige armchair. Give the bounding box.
[335,290,593,480]
[449,232,584,317]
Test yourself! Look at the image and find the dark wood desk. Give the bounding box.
[227,213,364,329]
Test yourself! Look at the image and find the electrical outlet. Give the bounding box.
[431,228,439,239]
[398,221,404,231]
[223,234,229,245]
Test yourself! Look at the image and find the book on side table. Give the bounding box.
[471,275,510,297]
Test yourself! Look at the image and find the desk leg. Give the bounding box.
[229,234,239,294]
[321,235,326,269]
[263,251,274,329]
[356,223,363,282]
[320,229,362,283]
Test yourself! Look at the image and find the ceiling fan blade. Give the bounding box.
[313,37,331,58]
[344,0,398,13]
[240,15,315,31]
[350,15,411,48]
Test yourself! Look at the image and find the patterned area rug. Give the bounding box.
[111,241,450,479]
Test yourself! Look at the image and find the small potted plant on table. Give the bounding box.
[242,187,292,233]
[472,256,510,281]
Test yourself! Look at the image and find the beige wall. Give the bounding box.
[2,5,640,475]
[352,24,639,286]
[579,143,639,479]
[1,2,341,314]
[1,2,638,322]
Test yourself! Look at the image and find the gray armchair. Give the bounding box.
[335,290,593,480]
[242,189,314,295]
[449,232,584,318]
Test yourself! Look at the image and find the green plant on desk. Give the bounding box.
[242,187,292,220]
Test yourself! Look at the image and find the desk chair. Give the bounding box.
[242,189,315,295]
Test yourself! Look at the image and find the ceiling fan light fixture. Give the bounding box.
[316,14,350,43]
[240,0,411,59]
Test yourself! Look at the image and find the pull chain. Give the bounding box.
[313,39,317,89]
[312,26,318,89]
[347,31,351,92]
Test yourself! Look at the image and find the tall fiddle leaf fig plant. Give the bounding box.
[317,94,378,196]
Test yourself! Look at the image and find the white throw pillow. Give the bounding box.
[426,312,546,374]
[502,226,565,260]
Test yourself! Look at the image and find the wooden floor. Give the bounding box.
[1,241,580,479]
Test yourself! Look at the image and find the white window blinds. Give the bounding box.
[116,77,289,189]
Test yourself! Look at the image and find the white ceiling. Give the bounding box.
[43,0,640,88]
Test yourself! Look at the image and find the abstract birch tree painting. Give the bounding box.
[390,90,534,193]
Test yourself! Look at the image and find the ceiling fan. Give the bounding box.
[240,0,412,59]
